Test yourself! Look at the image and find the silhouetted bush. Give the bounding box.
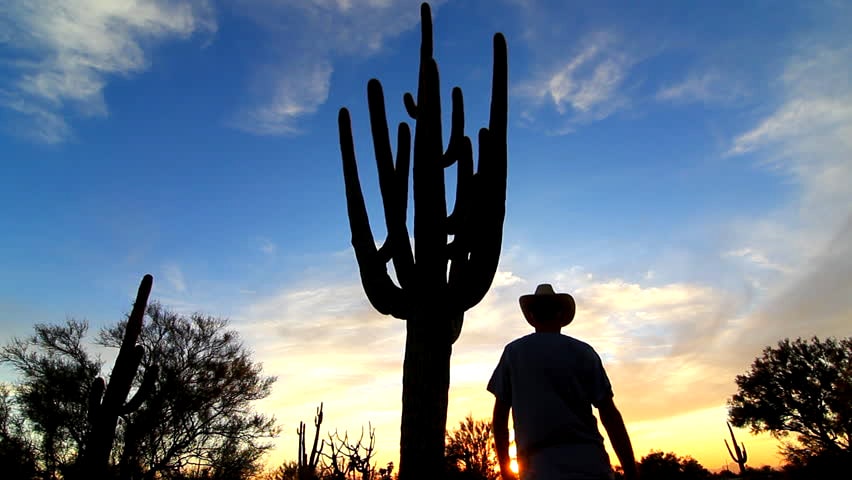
[444,415,498,480]
[638,451,712,480]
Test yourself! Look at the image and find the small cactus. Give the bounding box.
[297,403,325,480]
[724,421,748,476]
[79,274,159,477]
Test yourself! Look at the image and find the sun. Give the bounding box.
[510,459,519,474]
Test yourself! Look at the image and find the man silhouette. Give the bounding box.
[488,284,638,480]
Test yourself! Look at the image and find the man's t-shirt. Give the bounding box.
[487,332,614,480]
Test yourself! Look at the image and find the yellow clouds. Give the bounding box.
[574,279,719,328]
[229,251,806,471]
[234,280,407,467]
[453,265,744,426]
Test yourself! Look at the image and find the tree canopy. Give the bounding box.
[0,320,102,479]
[728,336,851,466]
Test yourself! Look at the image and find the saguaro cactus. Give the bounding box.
[297,403,325,480]
[80,274,159,477]
[338,2,507,479]
[724,421,748,475]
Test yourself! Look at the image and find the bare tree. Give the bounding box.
[322,426,377,480]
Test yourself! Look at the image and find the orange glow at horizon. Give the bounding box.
[601,405,783,471]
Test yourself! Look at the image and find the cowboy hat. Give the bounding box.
[519,283,576,327]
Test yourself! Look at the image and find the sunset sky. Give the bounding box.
[2,0,851,473]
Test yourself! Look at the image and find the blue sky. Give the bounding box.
[2,0,851,472]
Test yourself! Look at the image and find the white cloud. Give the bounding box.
[656,70,745,105]
[729,97,852,156]
[230,62,332,135]
[235,0,440,55]
[229,0,446,135]
[515,32,634,131]
[727,45,852,225]
[0,93,71,143]
[0,0,216,142]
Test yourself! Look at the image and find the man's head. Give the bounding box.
[519,283,576,331]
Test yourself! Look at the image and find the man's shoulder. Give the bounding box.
[505,332,536,347]
[507,333,600,354]
[563,335,599,352]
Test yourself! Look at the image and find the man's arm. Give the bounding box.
[492,398,516,480]
[597,396,638,480]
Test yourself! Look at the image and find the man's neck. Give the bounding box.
[534,326,562,334]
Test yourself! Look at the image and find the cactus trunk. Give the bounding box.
[337,2,507,479]
[399,312,456,479]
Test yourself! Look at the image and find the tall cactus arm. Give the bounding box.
[412,4,449,291]
[725,421,748,475]
[401,2,434,121]
[298,423,306,466]
[339,108,411,319]
[726,422,743,458]
[447,133,474,234]
[309,402,324,468]
[724,438,735,461]
[447,135,474,287]
[442,87,466,168]
[101,275,152,412]
[367,79,416,292]
[488,34,509,156]
[445,86,473,290]
[449,33,508,312]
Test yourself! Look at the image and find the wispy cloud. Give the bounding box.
[259,237,278,255]
[729,97,852,156]
[0,94,70,144]
[722,247,790,273]
[229,0,446,135]
[0,0,216,143]
[728,45,852,218]
[163,264,187,294]
[515,32,634,133]
[230,62,332,135]
[719,43,852,358]
[656,70,746,105]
